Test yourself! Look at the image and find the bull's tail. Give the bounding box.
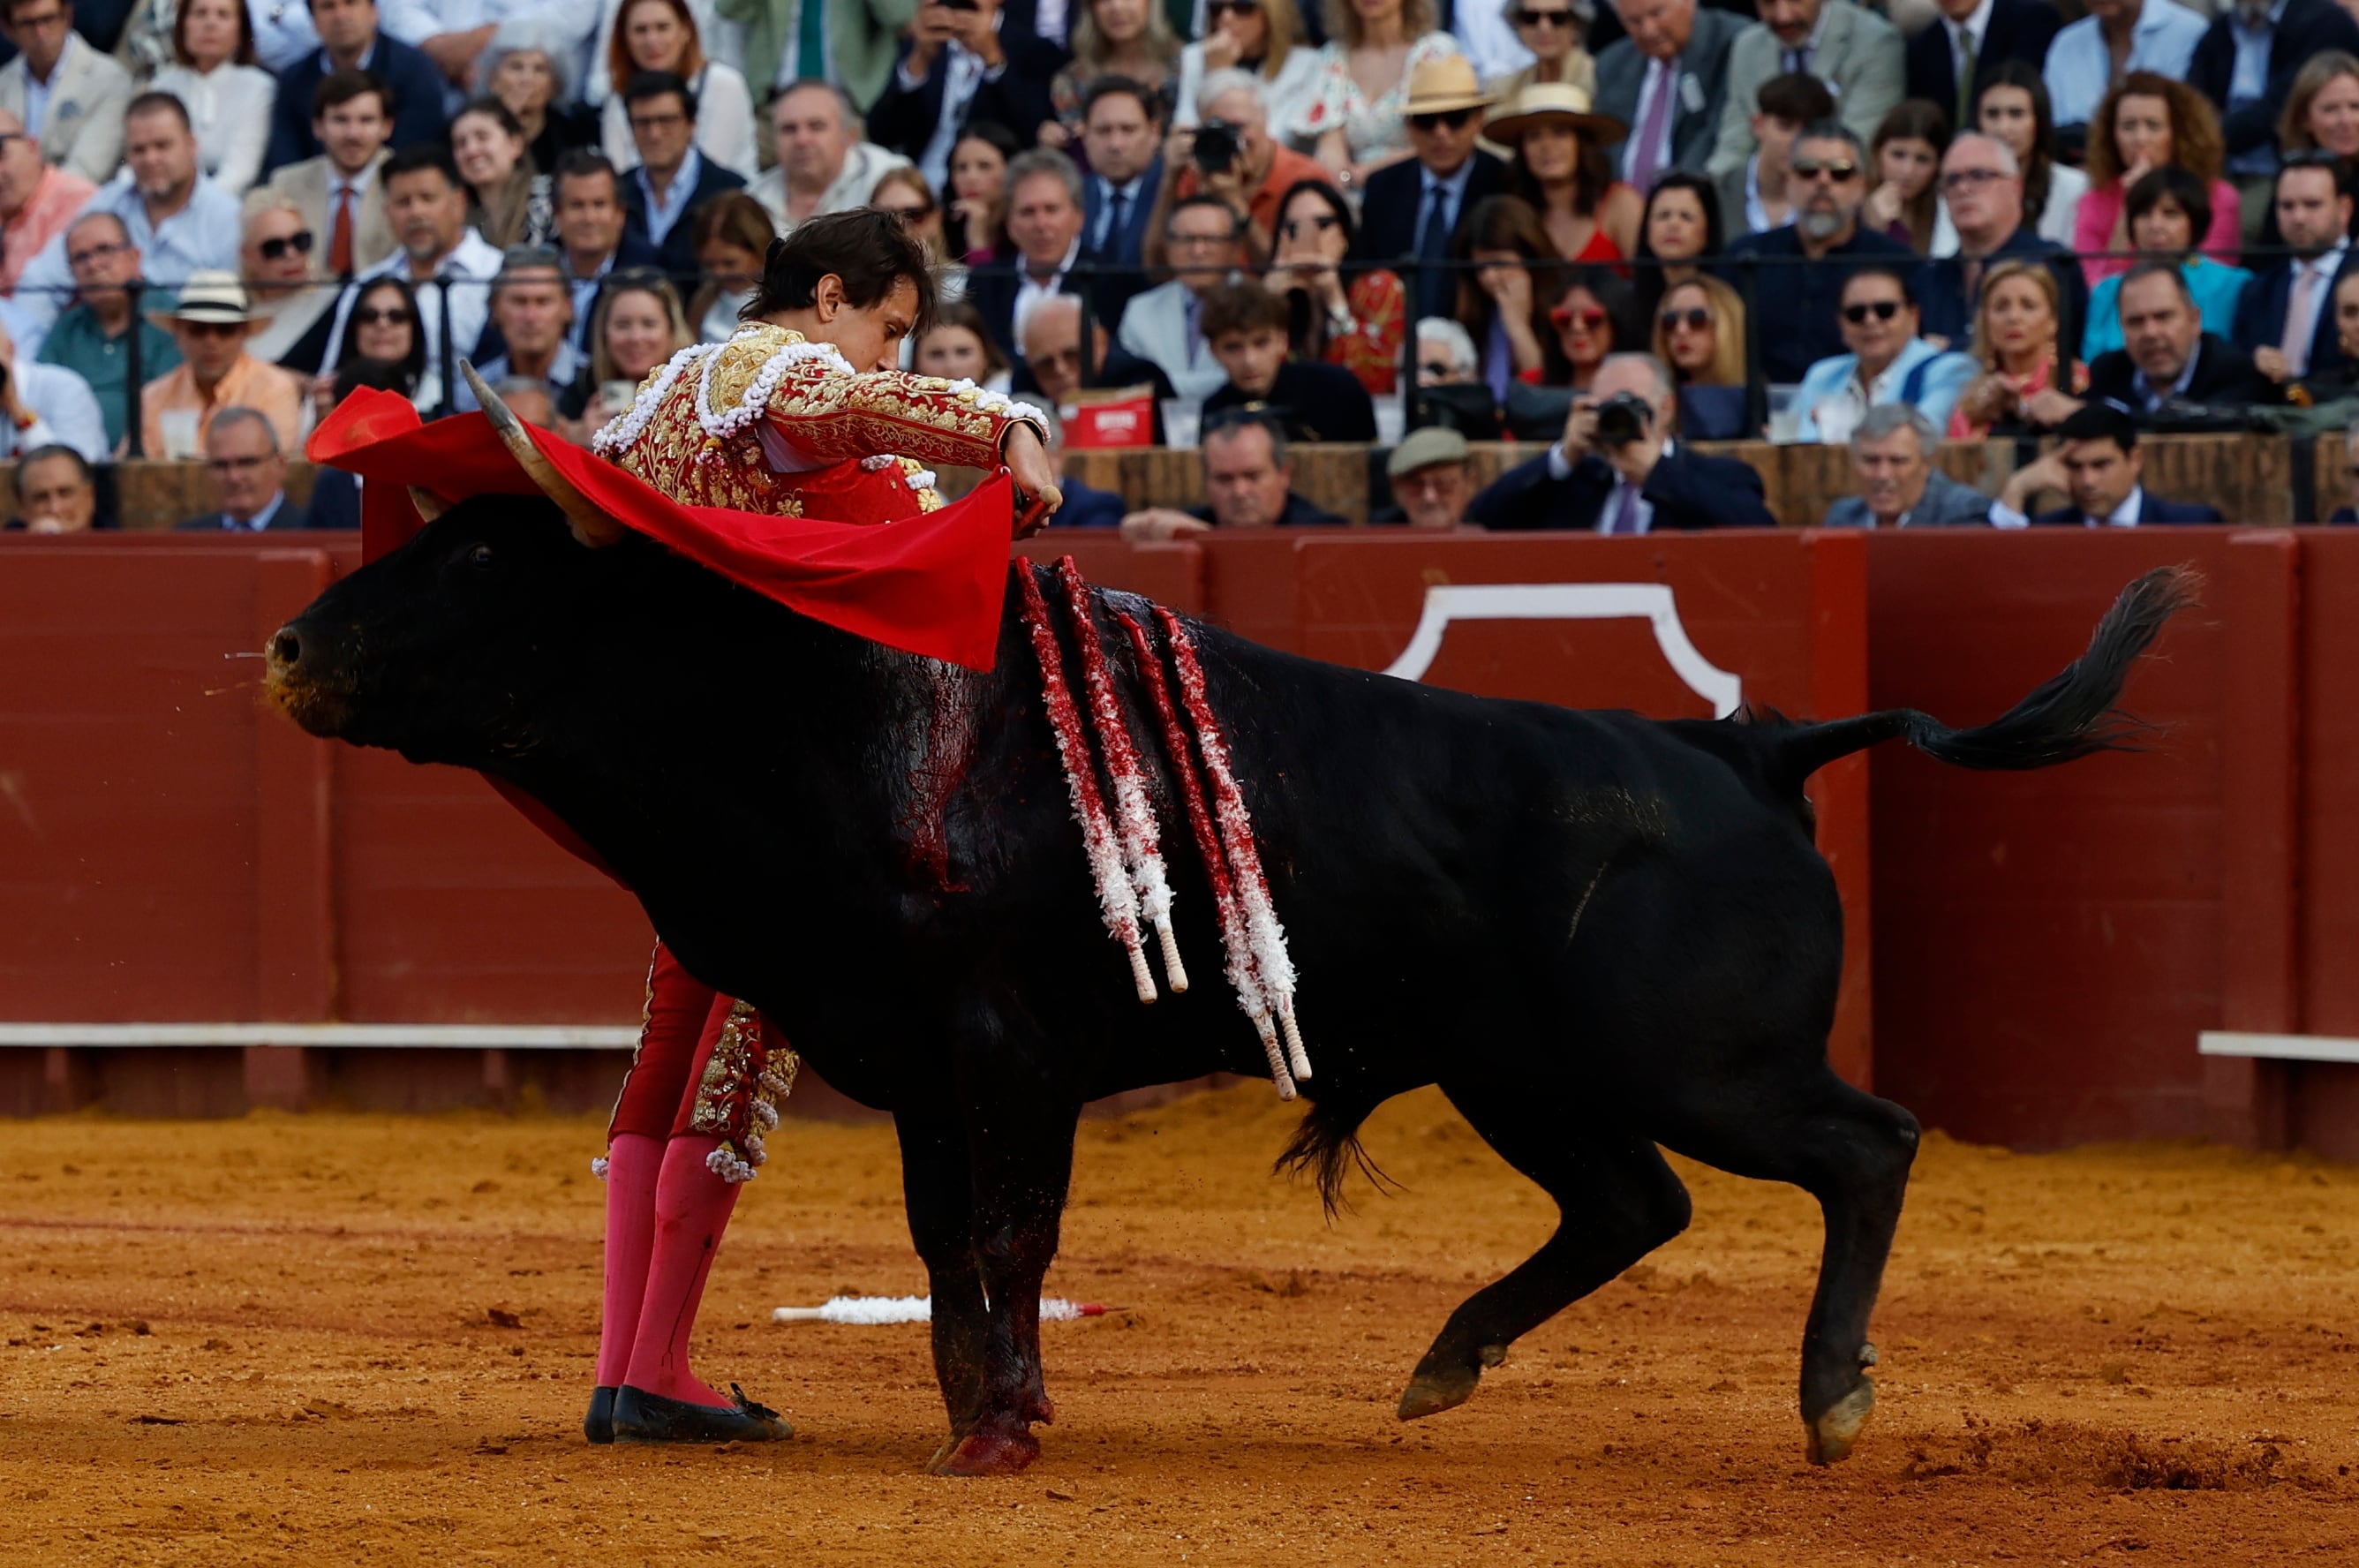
[1764,565,2199,791]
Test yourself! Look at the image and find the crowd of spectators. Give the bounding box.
[1,0,2358,535]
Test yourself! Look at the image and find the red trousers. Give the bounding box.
[610,943,737,1142]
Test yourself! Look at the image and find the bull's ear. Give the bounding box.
[410,486,446,523]
[461,359,628,549]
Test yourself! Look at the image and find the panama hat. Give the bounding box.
[1483,81,1625,145]
[1401,54,1496,117]
[147,270,268,333]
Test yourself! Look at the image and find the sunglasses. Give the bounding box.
[1659,307,1711,332]
[1205,0,1260,15]
[879,200,935,222]
[1409,108,1477,132]
[1418,359,1455,379]
[1791,158,1858,182]
[178,320,244,338]
[1842,298,1903,323]
[257,230,315,261]
[1513,6,1575,23]
[1281,213,1340,239]
[354,305,414,328]
[1550,304,1607,328]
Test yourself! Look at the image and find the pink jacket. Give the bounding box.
[2075,177,2244,285]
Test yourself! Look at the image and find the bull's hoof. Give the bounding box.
[1398,1343,1503,1421]
[1804,1380,1875,1466]
[931,1428,1042,1477]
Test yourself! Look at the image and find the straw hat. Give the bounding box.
[147,271,267,333]
[1484,81,1625,145]
[1401,54,1495,117]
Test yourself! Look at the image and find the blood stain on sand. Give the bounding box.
[0,1082,2355,1564]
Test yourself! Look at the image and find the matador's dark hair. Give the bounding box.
[744,208,939,336]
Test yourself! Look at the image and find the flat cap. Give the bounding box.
[1386,426,1470,479]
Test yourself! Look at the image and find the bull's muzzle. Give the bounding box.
[264,619,351,737]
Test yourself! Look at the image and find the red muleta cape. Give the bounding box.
[307,388,1020,881]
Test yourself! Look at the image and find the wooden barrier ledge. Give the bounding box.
[4,433,2337,533]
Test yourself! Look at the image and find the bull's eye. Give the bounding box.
[467,544,494,569]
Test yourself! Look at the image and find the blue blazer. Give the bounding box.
[2233,253,2358,386]
[1052,476,1126,529]
[1903,0,2061,117]
[1467,443,1778,532]
[622,156,749,284]
[2190,0,2359,156]
[2031,489,2225,525]
[263,34,451,175]
[866,38,1060,163]
[1082,156,1162,272]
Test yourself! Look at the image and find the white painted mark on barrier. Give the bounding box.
[1381,583,1745,718]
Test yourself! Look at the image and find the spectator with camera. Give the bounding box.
[1172,0,1323,149]
[1723,118,1914,385]
[1793,265,1976,442]
[1352,55,1510,319]
[1150,68,1326,266]
[1825,403,1993,528]
[1987,401,2223,527]
[1270,177,1404,394]
[1467,351,1775,531]
[867,0,1059,193]
[1118,408,1346,539]
[1197,277,1376,441]
[1116,192,1245,399]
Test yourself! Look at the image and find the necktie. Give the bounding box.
[795,0,827,80]
[2283,264,2322,376]
[1104,182,1129,255]
[1416,180,1453,318]
[331,185,354,276]
[1629,63,1674,192]
[1782,46,1807,74]
[1956,31,1977,124]
[1606,482,1640,534]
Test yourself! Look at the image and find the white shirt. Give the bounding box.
[1011,237,1081,354]
[3,356,106,462]
[2041,0,2208,130]
[1742,154,1782,234]
[251,0,324,73]
[1992,483,2145,529]
[151,62,276,197]
[327,226,508,413]
[1946,0,1993,92]
[19,34,69,135]
[633,147,707,248]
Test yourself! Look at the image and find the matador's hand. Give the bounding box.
[1004,425,1064,537]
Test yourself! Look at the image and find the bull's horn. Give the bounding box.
[409,486,446,522]
[461,358,625,549]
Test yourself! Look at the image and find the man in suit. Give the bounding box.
[1196,278,1376,442]
[1016,292,1177,412]
[1989,402,2225,527]
[263,0,448,175]
[865,0,1059,194]
[1119,410,1347,539]
[1152,68,1327,268]
[1593,0,1747,189]
[1915,132,2087,359]
[551,150,657,355]
[1468,351,1779,531]
[1353,54,1508,319]
[1709,0,1903,178]
[2189,0,2359,171]
[967,147,1088,360]
[1826,403,1993,527]
[173,406,316,531]
[2087,261,2283,415]
[619,72,746,284]
[1076,75,1163,323]
[1904,0,2061,130]
[267,70,398,279]
[1725,120,1915,383]
[0,0,130,182]
[1036,405,1124,528]
[2043,0,2208,143]
[321,143,504,412]
[2238,155,2356,389]
[1112,194,1238,401]
[750,80,911,235]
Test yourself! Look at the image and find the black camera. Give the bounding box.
[1193,119,1240,175]
[1592,390,1654,448]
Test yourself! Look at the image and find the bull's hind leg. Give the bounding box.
[1654,1064,1919,1465]
[894,1112,991,1461]
[1399,1090,1692,1421]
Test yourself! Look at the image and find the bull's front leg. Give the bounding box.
[931,1050,1082,1478]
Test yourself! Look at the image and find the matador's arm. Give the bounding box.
[756,359,1051,473]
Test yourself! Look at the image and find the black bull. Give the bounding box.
[263,500,2191,1476]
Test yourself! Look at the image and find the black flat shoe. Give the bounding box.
[612,1383,795,1444]
[584,1385,617,1444]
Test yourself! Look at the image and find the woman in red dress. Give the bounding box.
[1488,81,1638,265]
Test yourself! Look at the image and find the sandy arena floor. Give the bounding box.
[4,1082,2358,1565]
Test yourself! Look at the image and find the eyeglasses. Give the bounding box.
[1513,7,1576,24]
[66,239,128,268]
[879,200,935,222]
[1842,298,1903,323]
[1940,167,2007,192]
[1418,360,1455,379]
[1791,158,1859,182]
[257,230,315,261]
[1408,108,1477,132]
[206,454,274,474]
[1280,213,1339,240]
[355,305,414,328]
[1550,304,1607,328]
[1205,0,1260,15]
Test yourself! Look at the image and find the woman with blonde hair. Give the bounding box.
[1299,0,1463,180]
[2074,72,2238,285]
[1948,259,2087,440]
[2280,50,2359,161]
[1650,274,1747,439]
[599,0,757,180]
[1173,0,1324,149]
[562,270,697,434]
[1044,0,1180,146]
[1486,0,1594,102]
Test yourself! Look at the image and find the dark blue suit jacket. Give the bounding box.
[1352,151,1512,319]
[866,37,1060,163]
[2191,0,2359,156]
[1722,224,1918,385]
[1917,225,2090,370]
[2031,489,2225,525]
[1080,156,1163,324]
[1903,0,2061,117]
[264,34,452,175]
[967,260,1093,360]
[2233,253,2358,385]
[1466,443,1778,532]
[305,469,361,531]
[1052,476,1125,529]
[622,155,749,284]
[173,495,319,531]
